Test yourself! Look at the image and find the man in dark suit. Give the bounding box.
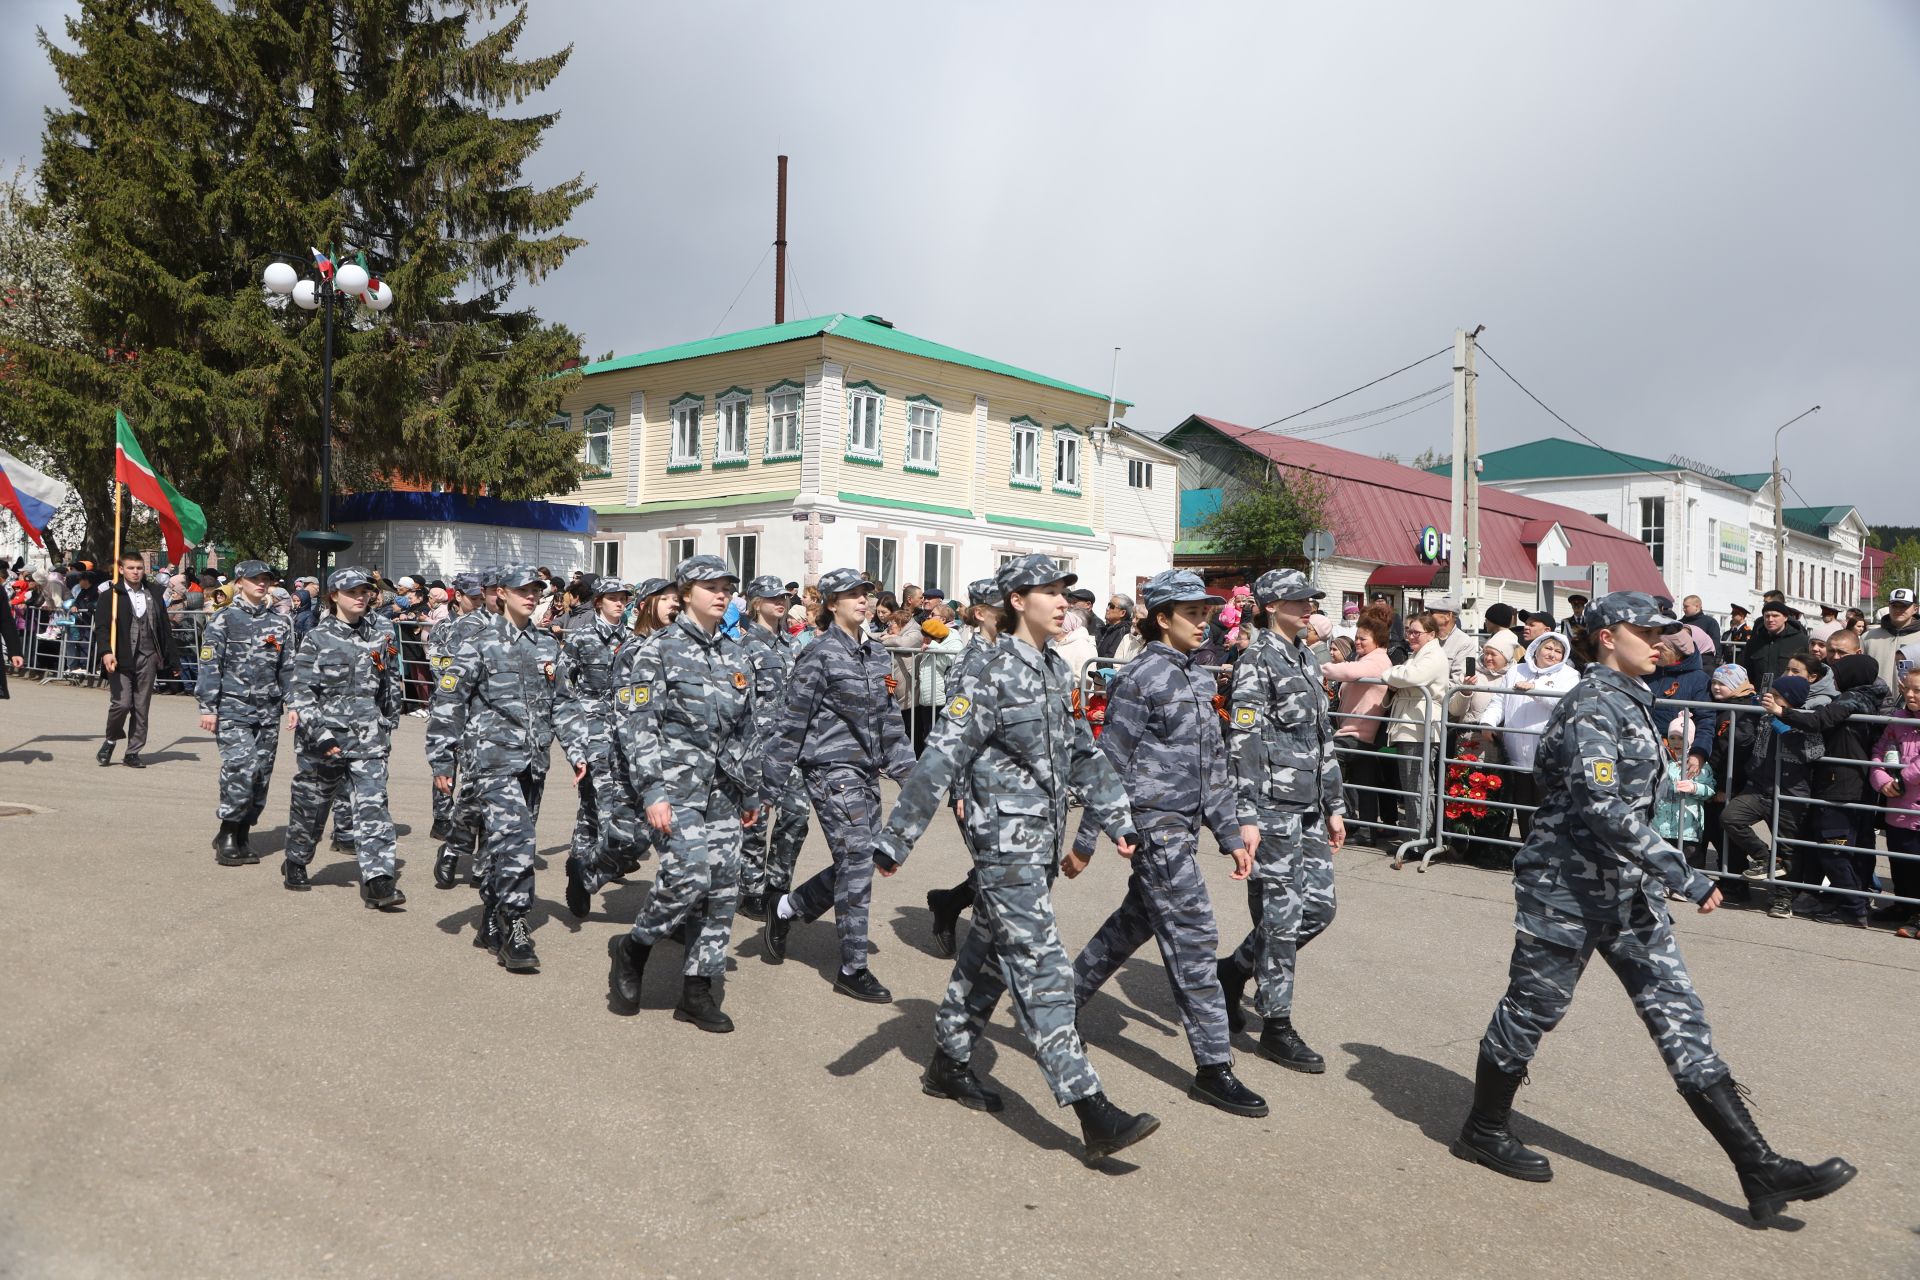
[93,550,176,767]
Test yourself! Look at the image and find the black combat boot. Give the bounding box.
[429,816,452,841]
[433,849,459,889]
[1189,1063,1269,1117]
[361,874,406,911]
[474,891,500,951]
[607,934,650,1013]
[498,914,538,972]
[564,856,591,919]
[1217,955,1252,1035]
[330,833,355,855]
[762,911,791,965]
[1681,1077,1857,1220]
[235,822,260,864]
[213,820,247,866]
[281,859,310,891]
[1451,1049,1553,1182]
[921,1050,1004,1112]
[737,892,768,923]
[1072,1092,1161,1165]
[925,886,962,959]
[1257,1017,1327,1074]
[673,975,734,1032]
[833,967,893,1004]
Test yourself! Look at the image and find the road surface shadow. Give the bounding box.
[1341,1042,1791,1228]
[0,732,95,763]
[826,995,1144,1174]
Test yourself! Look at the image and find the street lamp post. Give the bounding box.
[1769,404,1821,599]
[261,252,395,582]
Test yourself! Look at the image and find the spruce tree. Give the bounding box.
[4,0,592,565]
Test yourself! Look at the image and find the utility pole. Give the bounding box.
[1770,404,1821,597]
[1447,325,1484,608]
[774,155,789,324]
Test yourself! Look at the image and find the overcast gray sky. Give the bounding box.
[7,1,1917,523]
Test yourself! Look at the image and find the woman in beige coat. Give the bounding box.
[1383,611,1449,846]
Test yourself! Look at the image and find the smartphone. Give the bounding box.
[1465,655,1477,678]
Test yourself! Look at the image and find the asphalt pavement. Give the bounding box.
[1,677,1915,1278]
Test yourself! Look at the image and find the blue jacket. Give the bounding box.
[1652,650,1719,763]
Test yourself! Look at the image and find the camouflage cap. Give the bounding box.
[632,576,673,601]
[818,566,877,598]
[1140,568,1224,612]
[674,553,737,585]
[965,577,1003,608]
[1582,590,1683,633]
[589,575,630,598]
[326,566,375,594]
[994,553,1077,597]
[476,565,506,589]
[232,559,277,581]
[448,571,482,597]
[496,563,542,589]
[744,573,790,602]
[1251,567,1323,605]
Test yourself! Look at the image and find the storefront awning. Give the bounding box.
[1367,564,1439,588]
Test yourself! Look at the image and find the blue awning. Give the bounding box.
[334,490,594,534]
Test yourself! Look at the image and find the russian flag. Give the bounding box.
[0,447,71,546]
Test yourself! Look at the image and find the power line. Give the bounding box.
[1280,382,1451,436]
[786,247,813,319]
[708,242,774,337]
[1253,347,1453,432]
[1297,387,1453,442]
[1475,343,1682,485]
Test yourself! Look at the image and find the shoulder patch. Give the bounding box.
[1585,758,1617,787]
[199,645,213,661]
[1233,706,1257,728]
[945,695,972,720]
[617,686,632,705]
[732,670,748,689]
[438,673,458,691]
[632,685,651,707]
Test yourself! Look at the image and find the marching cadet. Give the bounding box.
[1455,592,1856,1222]
[736,575,810,923]
[629,577,680,640]
[197,560,293,866]
[922,577,1006,957]
[759,567,916,1003]
[282,567,406,908]
[871,554,1160,1166]
[606,556,761,1032]
[558,576,638,918]
[1069,569,1268,1119]
[431,568,504,890]
[425,572,485,844]
[1216,569,1347,1073]
[427,564,570,971]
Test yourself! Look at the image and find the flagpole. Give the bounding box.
[109,474,123,666]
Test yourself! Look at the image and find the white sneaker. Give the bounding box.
[408,708,428,719]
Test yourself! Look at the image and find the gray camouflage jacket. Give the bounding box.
[286,613,402,758]
[762,622,915,793]
[553,617,627,768]
[1226,627,1345,823]
[877,637,1132,869]
[742,619,800,745]
[1514,663,1715,929]
[194,598,292,725]
[425,614,561,779]
[615,614,762,810]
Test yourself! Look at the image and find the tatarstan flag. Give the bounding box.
[115,410,207,563]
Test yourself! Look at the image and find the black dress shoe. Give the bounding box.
[213,820,247,866]
[433,851,459,889]
[922,1050,1004,1112]
[96,741,115,766]
[282,860,310,890]
[762,912,791,965]
[833,967,893,1004]
[122,753,146,769]
[1190,1064,1269,1117]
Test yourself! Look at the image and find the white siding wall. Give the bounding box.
[333,520,591,582]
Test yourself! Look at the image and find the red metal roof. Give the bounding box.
[1178,416,1671,596]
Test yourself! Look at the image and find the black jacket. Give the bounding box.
[1095,618,1132,659]
[1778,656,1888,818]
[1708,693,1762,796]
[1741,619,1806,684]
[0,597,18,698]
[90,581,177,671]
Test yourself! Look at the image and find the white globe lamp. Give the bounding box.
[291,279,320,311]
[364,280,394,311]
[261,261,298,295]
[334,262,370,297]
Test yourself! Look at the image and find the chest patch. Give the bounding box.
[733,670,748,689]
[1585,759,1617,787]
[199,645,213,661]
[1233,706,1257,728]
[438,673,458,691]
[946,695,972,720]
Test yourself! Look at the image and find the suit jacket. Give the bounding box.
[0,597,18,698]
[92,581,176,670]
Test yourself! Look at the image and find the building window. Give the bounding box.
[1799,560,1806,599]
[1127,458,1154,489]
[864,536,898,594]
[1010,417,1040,489]
[669,396,702,471]
[905,397,940,474]
[766,382,803,460]
[1638,497,1665,569]
[846,382,884,465]
[1755,550,1763,592]
[1706,517,1718,564]
[716,388,750,467]
[1591,512,1608,525]
[1053,427,1081,493]
[666,536,696,572]
[1819,565,1827,602]
[592,539,621,579]
[583,405,614,475]
[922,543,955,597]
[725,533,758,582]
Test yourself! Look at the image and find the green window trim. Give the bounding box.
[1009,478,1043,492]
[715,386,753,402]
[666,461,703,474]
[764,378,805,395]
[904,462,940,477]
[593,489,800,516]
[845,379,886,394]
[1009,414,1042,427]
[581,469,615,479]
[547,411,572,428]
[762,450,804,464]
[838,491,974,519]
[843,452,885,468]
[904,392,943,408]
[985,512,1095,536]
[713,458,751,471]
[669,392,705,408]
[1051,483,1082,496]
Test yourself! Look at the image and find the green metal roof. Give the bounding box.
[576,313,1130,405]
[1720,472,1771,492]
[1427,437,1673,483]
[1783,505,1856,538]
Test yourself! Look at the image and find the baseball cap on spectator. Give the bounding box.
[1892,588,1917,606]
[924,587,946,601]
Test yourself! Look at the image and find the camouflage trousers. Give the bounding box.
[740,777,811,900]
[431,758,456,827]
[213,717,280,825]
[571,747,642,896]
[790,767,880,972]
[285,750,397,883]
[937,860,1101,1107]
[1229,807,1337,1019]
[1073,824,1232,1068]
[1482,897,1728,1091]
[629,790,745,978]
[468,768,544,915]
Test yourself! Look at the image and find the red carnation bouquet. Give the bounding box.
[1444,748,1509,842]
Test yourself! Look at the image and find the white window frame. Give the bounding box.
[765,381,803,461]
[1127,458,1154,489]
[864,535,899,595]
[1053,426,1081,494]
[715,388,750,466]
[725,533,759,582]
[921,542,955,597]
[905,396,941,474]
[665,535,696,572]
[592,539,621,579]
[669,395,703,470]
[1639,496,1666,569]
[1010,417,1040,489]
[582,404,614,475]
[846,382,884,464]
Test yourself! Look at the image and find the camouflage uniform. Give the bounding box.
[738,576,811,904]
[1071,616,1246,1070]
[1480,598,1725,1092]
[874,563,1136,1106]
[1224,571,1344,1021]
[921,578,1008,952]
[763,571,916,975]
[616,593,762,977]
[425,576,483,833]
[433,577,505,871]
[195,590,293,826]
[555,579,640,895]
[284,588,404,887]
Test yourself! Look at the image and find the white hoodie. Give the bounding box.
[1476,632,1580,770]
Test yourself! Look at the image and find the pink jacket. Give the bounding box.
[1322,647,1392,743]
[1869,710,1920,831]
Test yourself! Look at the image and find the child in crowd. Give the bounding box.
[1655,711,1716,878]
[1870,670,1920,937]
